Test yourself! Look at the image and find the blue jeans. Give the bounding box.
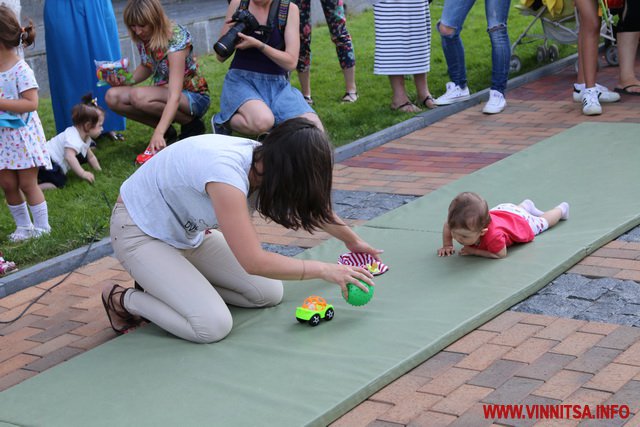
[438,0,511,94]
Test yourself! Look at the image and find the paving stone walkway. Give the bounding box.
[1,54,639,426]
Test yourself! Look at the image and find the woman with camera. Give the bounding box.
[211,0,324,137]
[105,0,210,153]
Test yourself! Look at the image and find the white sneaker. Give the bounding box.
[582,87,602,116]
[434,82,471,106]
[482,90,507,114]
[9,225,35,242]
[573,83,620,103]
[32,227,51,238]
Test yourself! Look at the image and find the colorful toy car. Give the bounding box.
[295,296,334,326]
[135,147,154,166]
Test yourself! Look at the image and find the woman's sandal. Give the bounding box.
[341,92,358,103]
[102,284,141,335]
[391,101,421,113]
[421,95,437,109]
[303,95,314,106]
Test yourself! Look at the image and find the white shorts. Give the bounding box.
[492,203,549,235]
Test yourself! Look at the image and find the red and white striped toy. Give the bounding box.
[338,252,389,276]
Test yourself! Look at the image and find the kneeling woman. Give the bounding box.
[212,0,323,136]
[104,118,380,343]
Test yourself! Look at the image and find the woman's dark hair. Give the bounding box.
[0,6,35,50]
[447,192,491,231]
[71,93,104,129]
[253,118,335,232]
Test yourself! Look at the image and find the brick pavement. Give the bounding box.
[1,56,640,426]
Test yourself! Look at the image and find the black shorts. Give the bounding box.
[616,0,640,33]
[38,162,67,188]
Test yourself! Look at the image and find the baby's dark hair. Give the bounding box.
[0,6,35,49]
[72,93,104,129]
[447,192,491,232]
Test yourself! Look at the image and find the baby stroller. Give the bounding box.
[510,0,618,74]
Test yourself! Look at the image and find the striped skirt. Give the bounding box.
[373,0,432,75]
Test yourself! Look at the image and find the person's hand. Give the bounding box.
[149,132,167,154]
[438,245,455,257]
[459,246,474,256]
[94,165,102,172]
[345,239,383,261]
[105,73,128,87]
[83,171,95,184]
[235,32,262,51]
[322,263,374,300]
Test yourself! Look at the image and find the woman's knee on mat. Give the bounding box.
[251,279,284,307]
[189,310,233,344]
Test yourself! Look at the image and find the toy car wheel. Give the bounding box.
[324,308,334,321]
[296,317,306,323]
[309,313,321,327]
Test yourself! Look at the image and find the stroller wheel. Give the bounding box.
[536,46,548,63]
[605,45,618,67]
[510,55,522,74]
[548,45,560,63]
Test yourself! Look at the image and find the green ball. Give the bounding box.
[344,280,374,306]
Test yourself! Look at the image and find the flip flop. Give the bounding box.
[341,92,358,103]
[391,101,421,113]
[421,95,437,109]
[614,84,640,96]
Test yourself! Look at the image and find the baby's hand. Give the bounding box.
[83,171,95,184]
[438,245,455,257]
[459,246,473,256]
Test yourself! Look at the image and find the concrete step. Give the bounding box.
[24,0,374,96]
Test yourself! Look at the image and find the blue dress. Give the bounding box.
[44,0,126,134]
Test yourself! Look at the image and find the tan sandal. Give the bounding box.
[391,101,421,113]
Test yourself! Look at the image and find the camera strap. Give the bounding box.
[238,0,290,49]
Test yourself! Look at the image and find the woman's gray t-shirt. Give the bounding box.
[120,135,259,249]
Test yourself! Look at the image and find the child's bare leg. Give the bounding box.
[39,183,58,191]
[542,202,570,228]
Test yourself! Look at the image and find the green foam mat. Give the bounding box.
[0,123,638,426]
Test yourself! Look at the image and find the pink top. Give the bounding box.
[475,210,535,254]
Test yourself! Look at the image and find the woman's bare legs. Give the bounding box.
[389,75,420,112]
[105,86,193,127]
[616,31,640,93]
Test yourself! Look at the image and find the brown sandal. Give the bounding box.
[421,95,437,109]
[102,284,139,335]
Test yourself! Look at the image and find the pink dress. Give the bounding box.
[0,60,51,170]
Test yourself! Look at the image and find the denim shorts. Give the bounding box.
[183,90,211,118]
[214,69,315,126]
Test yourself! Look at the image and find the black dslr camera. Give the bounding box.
[214,9,260,59]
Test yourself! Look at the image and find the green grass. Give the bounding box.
[0,2,576,269]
